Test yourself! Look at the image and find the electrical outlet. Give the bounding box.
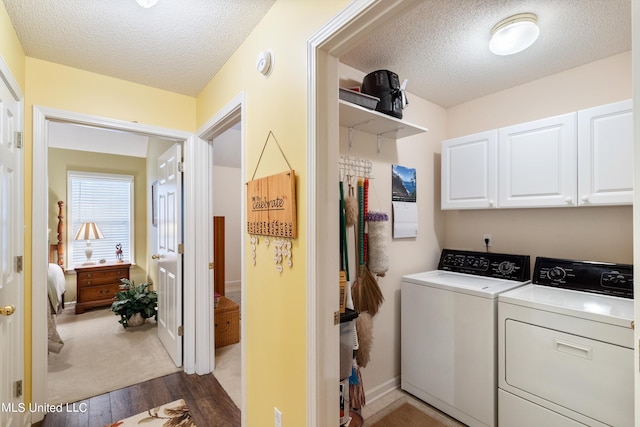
[483,234,492,247]
[274,407,283,427]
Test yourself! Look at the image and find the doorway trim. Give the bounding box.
[193,92,246,424]
[306,1,422,424]
[31,106,196,421]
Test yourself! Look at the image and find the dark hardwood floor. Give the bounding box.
[34,371,240,427]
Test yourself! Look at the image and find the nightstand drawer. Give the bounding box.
[79,283,119,302]
[77,268,129,282]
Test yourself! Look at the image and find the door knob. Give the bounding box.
[152,254,161,260]
[0,305,16,316]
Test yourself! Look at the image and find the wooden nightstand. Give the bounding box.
[75,262,131,314]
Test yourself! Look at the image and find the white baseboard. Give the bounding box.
[225,280,241,292]
[365,375,401,404]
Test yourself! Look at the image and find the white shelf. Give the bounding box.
[339,99,429,140]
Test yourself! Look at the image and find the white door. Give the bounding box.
[156,143,183,367]
[577,99,633,206]
[441,130,498,210]
[498,112,577,208]
[0,71,24,426]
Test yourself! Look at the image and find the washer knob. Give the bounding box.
[549,267,566,280]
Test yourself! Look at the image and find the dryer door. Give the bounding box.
[504,319,633,426]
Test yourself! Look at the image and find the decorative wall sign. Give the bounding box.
[246,170,297,238]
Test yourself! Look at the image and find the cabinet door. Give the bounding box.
[498,113,577,208]
[578,99,633,206]
[441,130,498,210]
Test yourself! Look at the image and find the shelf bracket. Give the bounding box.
[376,129,400,155]
[347,119,375,150]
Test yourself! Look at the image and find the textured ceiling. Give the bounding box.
[3,0,276,97]
[3,0,631,159]
[341,0,631,108]
[3,0,631,106]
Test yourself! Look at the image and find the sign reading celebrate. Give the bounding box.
[246,170,297,238]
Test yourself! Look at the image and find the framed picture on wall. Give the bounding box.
[152,180,158,227]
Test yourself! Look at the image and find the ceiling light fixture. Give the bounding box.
[135,0,159,8]
[489,13,539,56]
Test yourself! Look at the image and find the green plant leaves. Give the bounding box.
[110,278,158,329]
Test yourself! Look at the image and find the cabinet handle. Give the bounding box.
[87,281,92,285]
[488,199,495,207]
[581,195,589,203]
[564,197,573,204]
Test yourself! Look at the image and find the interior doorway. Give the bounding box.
[209,121,243,407]
[45,126,181,404]
[195,92,246,423]
[30,106,201,423]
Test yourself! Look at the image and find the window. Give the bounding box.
[68,171,134,267]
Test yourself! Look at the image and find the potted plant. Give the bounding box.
[111,278,158,329]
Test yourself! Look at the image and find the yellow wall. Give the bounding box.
[23,58,196,404]
[0,0,25,89]
[196,0,349,425]
[48,148,149,301]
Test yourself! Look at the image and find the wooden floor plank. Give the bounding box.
[37,372,240,426]
[62,400,90,427]
[86,394,112,427]
[108,388,132,422]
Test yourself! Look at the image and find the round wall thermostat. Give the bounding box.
[256,49,274,77]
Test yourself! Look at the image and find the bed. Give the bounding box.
[48,201,66,354]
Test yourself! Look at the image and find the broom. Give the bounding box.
[351,178,384,316]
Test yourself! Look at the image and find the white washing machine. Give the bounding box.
[401,249,531,427]
[498,257,634,427]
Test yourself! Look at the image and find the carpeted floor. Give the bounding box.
[47,307,181,405]
[213,289,241,408]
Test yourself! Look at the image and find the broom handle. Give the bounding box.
[358,178,365,267]
[363,178,369,264]
[339,181,350,281]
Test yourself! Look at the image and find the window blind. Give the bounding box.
[68,171,134,267]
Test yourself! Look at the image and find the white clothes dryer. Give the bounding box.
[498,257,634,427]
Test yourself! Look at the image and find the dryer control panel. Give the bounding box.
[438,249,530,281]
[534,257,633,298]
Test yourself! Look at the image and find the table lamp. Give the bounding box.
[74,222,104,265]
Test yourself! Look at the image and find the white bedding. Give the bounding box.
[47,263,66,313]
[47,263,66,354]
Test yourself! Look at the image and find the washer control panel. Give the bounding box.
[534,257,633,298]
[438,249,530,281]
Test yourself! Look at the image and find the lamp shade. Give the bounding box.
[74,222,104,241]
[489,13,539,56]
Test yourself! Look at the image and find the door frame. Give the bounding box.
[193,92,246,423]
[31,106,198,422]
[306,1,422,423]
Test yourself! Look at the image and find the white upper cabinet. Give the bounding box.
[441,130,498,210]
[577,100,633,206]
[498,113,577,208]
